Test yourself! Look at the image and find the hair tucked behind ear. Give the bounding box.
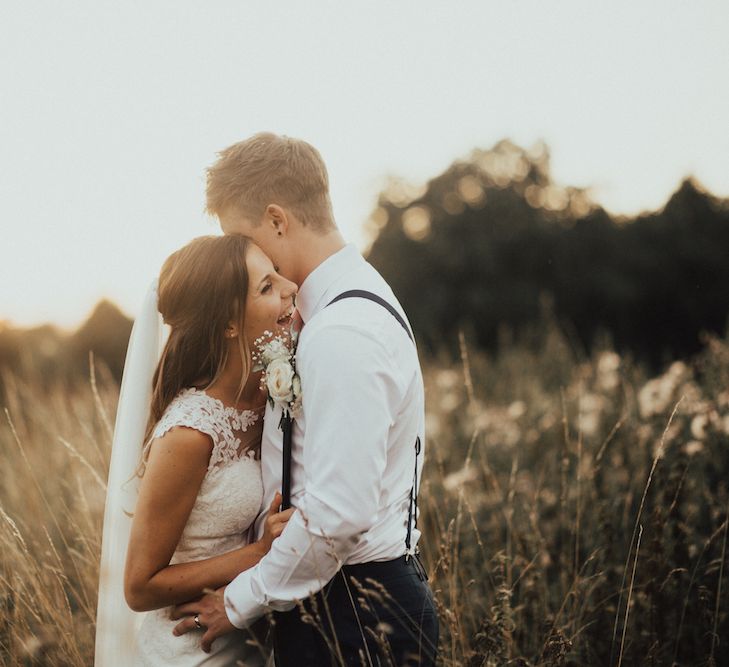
[139,235,254,470]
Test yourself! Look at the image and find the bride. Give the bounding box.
[95,234,298,665]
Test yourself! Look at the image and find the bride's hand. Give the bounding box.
[258,492,295,553]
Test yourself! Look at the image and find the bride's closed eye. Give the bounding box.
[261,266,280,293]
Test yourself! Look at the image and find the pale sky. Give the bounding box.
[2,1,727,328]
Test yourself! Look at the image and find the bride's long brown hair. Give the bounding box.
[142,234,254,454]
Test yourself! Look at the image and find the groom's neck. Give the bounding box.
[294,228,347,285]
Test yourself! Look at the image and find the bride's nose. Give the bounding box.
[283,279,298,300]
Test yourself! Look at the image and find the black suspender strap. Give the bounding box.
[325,290,423,566]
[326,290,415,343]
[279,411,293,511]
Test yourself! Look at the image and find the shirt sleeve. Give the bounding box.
[224,323,403,628]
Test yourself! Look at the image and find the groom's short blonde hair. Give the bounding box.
[206,133,335,231]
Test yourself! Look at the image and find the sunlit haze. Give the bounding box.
[2,0,727,328]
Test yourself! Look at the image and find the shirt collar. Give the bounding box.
[295,244,364,323]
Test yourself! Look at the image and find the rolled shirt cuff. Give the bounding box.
[224,569,265,629]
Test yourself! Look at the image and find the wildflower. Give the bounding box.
[443,465,478,492]
[507,400,526,420]
[690,414,709,440]
[579,393,604,437]
[637,365,688,419]
[597,351,621,391]
[435,368,461,390]
[684,440,704,456]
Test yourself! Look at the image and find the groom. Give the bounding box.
[173,133,438,666]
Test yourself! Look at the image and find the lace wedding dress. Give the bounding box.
[132,387,269,666]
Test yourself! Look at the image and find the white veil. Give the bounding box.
[95,282,168,665]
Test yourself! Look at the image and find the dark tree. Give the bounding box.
[365,140,729,367]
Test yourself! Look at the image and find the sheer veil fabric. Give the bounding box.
[95,282,168,666]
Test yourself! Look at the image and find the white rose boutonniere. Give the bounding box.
[253,321,302,512]
[253,327,302,419]
[266,358,295,404]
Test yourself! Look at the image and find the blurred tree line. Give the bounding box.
[1,138,728,397]
[366,139,729,368]
[0,301,131,397]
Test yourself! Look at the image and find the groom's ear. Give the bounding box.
[265,204,290,237]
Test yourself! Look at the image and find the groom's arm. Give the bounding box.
[223,323,403,628]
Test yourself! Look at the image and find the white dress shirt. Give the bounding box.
[224,243,426,628]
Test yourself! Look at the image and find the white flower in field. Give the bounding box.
[473,410,492,431]
[540,413,558,430]
[501,421,521,448]
[668,361,689,379]
[539,488,558,508]
[579,413,600,438]
[578,394,605,437]
[582,393,604,411]
[443,464,478,492]
[375,622,394,635]
[507,400,526,420]
[690,414,709,440]
[598,351,621,373]
[440,393,460,412]
[266,358,295,404]
[638,369,683,419]
[683,440,704,456]
[638,378,667,418]
[597,351,621,391]
[436,368,461,390]
[579,393,604,437]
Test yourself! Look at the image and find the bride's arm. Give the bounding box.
[124,427,291,613]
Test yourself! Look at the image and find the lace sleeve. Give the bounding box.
[152,409,219,444]
[148,389,260,471]
[150,393,223,470]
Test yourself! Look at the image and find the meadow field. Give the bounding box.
[1,326,728,666]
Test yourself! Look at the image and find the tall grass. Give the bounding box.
[1,330,729,665]
[0,362,114,664]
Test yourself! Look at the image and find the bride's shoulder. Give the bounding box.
[147,423,214,462]
[151,388,221,443]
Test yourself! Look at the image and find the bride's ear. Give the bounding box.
[224,323,239,339]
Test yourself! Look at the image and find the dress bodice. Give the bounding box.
[135,388,267,666]
[149,387,265,563]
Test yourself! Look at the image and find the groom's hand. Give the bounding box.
[171,586,236,653]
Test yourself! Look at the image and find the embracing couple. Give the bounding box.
[95,133,439,666]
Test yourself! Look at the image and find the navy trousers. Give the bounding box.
[272,555,439,667]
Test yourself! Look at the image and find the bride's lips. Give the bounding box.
[277,303,296,327]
